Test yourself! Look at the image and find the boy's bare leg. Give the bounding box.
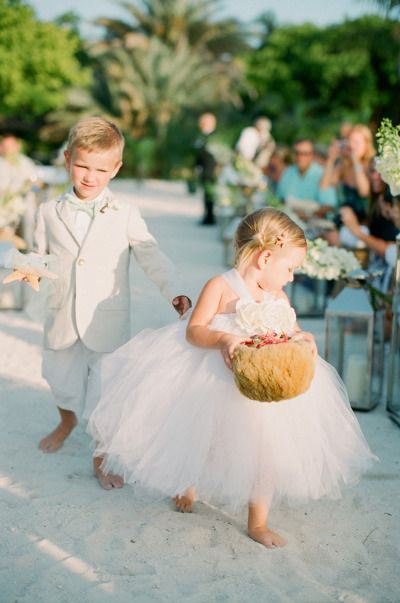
[39,407,78,453]
[248,499,287,549]
[93,455,124,490]
[174,486,195,512]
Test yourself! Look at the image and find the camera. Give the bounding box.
[338,139,348,151]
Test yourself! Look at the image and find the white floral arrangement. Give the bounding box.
[220,155,265,189]
[0,189,27,229]
[235,298,296,336]
[215,155,267,217]
[375,118,400,196]
[206,142,234,166]
[299,238,361,280]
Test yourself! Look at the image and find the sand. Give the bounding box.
[1,180,399,603]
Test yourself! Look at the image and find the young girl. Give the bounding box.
[87,208,376,549]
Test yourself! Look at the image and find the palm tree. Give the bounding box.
[95,0,249,55]
[90,0,249,140]
[365,0,400,17]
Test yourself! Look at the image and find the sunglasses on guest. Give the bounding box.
[294,149,314,156]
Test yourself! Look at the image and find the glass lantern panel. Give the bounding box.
[387,313,400,419]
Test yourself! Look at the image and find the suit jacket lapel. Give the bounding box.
[55,195,81,248]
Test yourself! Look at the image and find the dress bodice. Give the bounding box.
[209,269,295,337]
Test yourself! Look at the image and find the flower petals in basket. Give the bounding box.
[232,333,315,403]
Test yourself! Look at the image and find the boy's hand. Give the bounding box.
[220,334,244,370]
[2,269,40,291]
[292,331,317,359]
[172,295,192,316]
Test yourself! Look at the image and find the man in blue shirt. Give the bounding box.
[277,139,336,218]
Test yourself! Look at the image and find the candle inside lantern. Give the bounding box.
[343,353,367,403]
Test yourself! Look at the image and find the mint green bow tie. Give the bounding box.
[65,194,102,219]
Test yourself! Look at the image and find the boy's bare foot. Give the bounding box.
[39,417,78,453]
[174,487,195,512]
[93,456,124,490]
[248,526,287,549]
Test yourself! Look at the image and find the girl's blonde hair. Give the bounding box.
[67,116,125,158]
[234,208,307,266]
[349,124,376,163]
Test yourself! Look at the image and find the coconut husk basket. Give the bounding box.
[232,336,315,402]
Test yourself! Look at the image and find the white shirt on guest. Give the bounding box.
[235,127,260,161]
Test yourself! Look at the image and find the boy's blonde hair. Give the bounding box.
[66,116,125,158]
[234,208,307,266]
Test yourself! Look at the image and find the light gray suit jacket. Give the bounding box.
[34,189,178,353]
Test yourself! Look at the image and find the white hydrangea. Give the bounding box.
[299,238,361,280]
[375,149,400,196]
[206,142,234,166]
[235,298,296,336]
[0,193,26,229]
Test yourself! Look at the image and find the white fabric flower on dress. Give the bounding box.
[235,298,296,336]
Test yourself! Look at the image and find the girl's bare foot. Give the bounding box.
[174,487,195,512]
[248,526,287,549]
[93,456,124,490]
[39,410,78,453]
[247,499,287,549]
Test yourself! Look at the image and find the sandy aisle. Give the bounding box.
[1,180,399,603]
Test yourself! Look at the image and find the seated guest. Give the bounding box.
[368,168,399,243]
[321,124,375,245]
[277,139,336,219]
[340,186,400,268]
[265,146,291,195]
[341,199,399,295]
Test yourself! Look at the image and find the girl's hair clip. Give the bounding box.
[274,233,285,248]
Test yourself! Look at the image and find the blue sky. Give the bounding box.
[30,0,381,34]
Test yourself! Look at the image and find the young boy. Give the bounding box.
[7,117,191,470]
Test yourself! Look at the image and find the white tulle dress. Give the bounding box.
[87,269,376,511]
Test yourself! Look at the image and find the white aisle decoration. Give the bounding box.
[375,118,400,196]
[299,238,361,280]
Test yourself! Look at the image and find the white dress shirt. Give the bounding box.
[68,189,107,245]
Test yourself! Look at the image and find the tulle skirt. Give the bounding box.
[87,320,377,511]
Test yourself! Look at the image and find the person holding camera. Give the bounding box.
[321,124,375,246]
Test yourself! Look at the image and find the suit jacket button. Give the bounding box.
[77,258,85,266]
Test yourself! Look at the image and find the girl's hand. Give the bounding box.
[219,334,244,369]
[292,331,317,359]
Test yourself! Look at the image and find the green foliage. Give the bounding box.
[376,117,400,153]
[0,0,90,124]
[90,0,248,148]
[121,136,159,178]
[244,16,400,143]
[1,1,400,176]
